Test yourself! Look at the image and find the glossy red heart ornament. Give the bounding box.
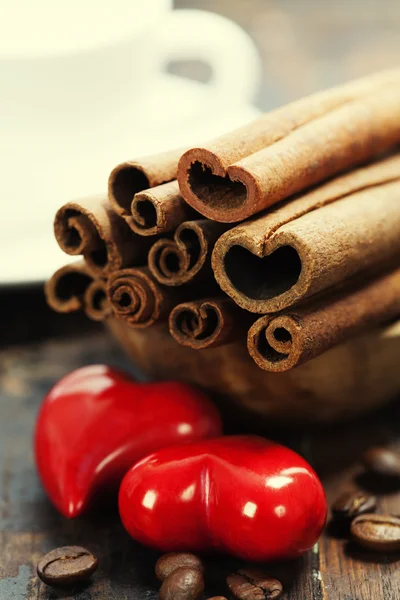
[119,435,326,561]
[34,365,222,518]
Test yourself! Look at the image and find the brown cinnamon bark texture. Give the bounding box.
[148,219,228,286]
[84,279,111,321]
[212,158,400,313]
[178,70,400,222]
[108,317,400,423]
[54,195,151,277]
[248,268,400,372]
[169,297,250,350]
[44,261,93,313]
[107,267,185,328]
[108,148,185,223]
[129,181,198,236]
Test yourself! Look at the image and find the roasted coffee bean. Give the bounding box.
[362,447,400,478]
[37,546,98,588]
[155,552,204,581]
[159,567,204,600]
[351,513,400,552]
[207,597,228,600]
[331,490,377,520]
[227,568,283,600]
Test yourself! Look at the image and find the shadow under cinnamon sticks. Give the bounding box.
[45,261,111,322]
[178,69,400,222]
[248,267,400,372]
[212,154,400,314]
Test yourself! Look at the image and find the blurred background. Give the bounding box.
[1,0,400,346]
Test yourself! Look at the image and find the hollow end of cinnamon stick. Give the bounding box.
[130,194,159,234]
[168,299,228,349]
[107,267,165,328]
[83,280,111,321]
[108,163,150,219]
[148,221,209,286]
[44,262,93,313]
[178,149,254,223]
[247,315,303,372]
[223,244,302,302]
[212,230,306,314]
[54,206,101,257]
[129,180,197,237]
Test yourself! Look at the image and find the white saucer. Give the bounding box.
[0,72,260,286]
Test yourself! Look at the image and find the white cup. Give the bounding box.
[0,0,261,131]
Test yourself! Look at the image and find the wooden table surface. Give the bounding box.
[1,328,400,600]
[2,1,400,598]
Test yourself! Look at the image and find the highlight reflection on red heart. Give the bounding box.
[34,364,222,518]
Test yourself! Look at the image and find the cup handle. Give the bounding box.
[154,9,261,105]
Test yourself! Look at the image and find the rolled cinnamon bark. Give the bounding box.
[169,297,250,350]
[44,261,93,313]
[83,279,111,321]
[248,268,400,372]
[107,267,183,328]
[129,181,198,236]
[108,148,185,222]
[148,219,228,286]
[212,158,400,313]
[54,195,151,276]
[178,70,400,222]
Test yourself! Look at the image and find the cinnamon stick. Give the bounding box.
[84,279,111,321]
[247,268,400,372]
[54,195,151,276]
[44,261,93,313]
[169,297,250,350]
[212,156,400,313]
[108,148,185,223]
[129,181,198,236]
[178,70,400,222]
[107,266,184,328]
[148,219,228,286]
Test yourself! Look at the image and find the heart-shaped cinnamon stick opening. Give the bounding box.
[223,245,302,301]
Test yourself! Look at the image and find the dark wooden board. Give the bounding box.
[1,329,400,599]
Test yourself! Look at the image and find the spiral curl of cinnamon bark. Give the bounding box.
[129,181,197,236]
[248,267,400,372]
[148,220,227,286]
[248,315,303,372]
[54,196,149,276]
[84,280,111,321]
[107,267,175,328]
[169,297,242,349]
[45,261,93,313]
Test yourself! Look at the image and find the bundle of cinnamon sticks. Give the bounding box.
[47,70,400,373]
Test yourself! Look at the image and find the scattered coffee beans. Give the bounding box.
[159,566,205,600]
[362,447,400,478]
[227,567,283,600]
[155,552,204,581]
[36,546,98,588]
[331,490,377,520]
[351,513,400,552]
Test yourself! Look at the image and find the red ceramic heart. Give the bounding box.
[119,435,327,561]
[34,364,221,518]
